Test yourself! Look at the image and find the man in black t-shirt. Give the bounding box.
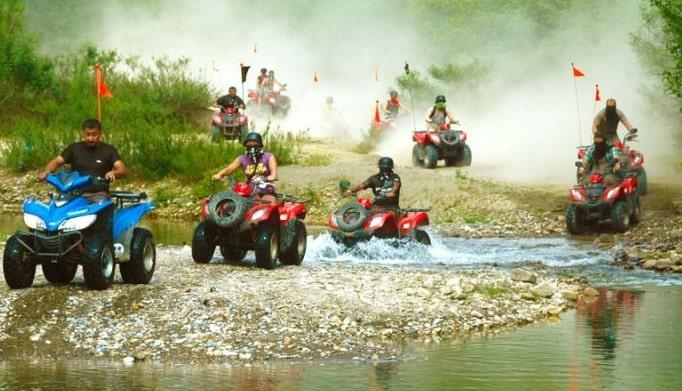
[344,157,401,209]
[216,86,246,112]
[38,118,127,194]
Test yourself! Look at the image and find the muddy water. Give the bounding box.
[1,217,681,390]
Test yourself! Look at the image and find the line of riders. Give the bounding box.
[3,96,643,290]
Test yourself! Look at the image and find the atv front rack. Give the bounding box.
[15,230,83,257]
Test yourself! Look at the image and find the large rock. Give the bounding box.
[561,290,579,300]
[531,283,554,298]
[654,259,673,270]
[511,268,537,283]
[640,259,657,270]
[544,306,563,316]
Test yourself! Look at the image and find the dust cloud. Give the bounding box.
[29,0,676,184]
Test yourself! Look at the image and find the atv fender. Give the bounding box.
[113,202,155,240]
[363,212,396,232]
[412,131,430,144]
[279,202,307,226]
[428,132,441,146]
[397,212,430,236]
[23,197,114,233]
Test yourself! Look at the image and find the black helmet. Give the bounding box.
[243,132,263,147]
[378,156,394,169]
[435,95,446,103]
[390,90,398,97]
[260,68,267,73]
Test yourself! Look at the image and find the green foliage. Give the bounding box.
[649,0,682,101]
[353,128,374,155]
[302,154,332,167]
[478,284,511,298]
[463,213,489,225]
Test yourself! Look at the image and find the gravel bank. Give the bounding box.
[0,245,583,363]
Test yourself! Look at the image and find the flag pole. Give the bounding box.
[571,63,582,146]
[592,84,599,117]
[403,61,417,132]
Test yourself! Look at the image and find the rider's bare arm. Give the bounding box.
[213,158,241,180]
[38,155,66,181]
[106,160,127,182]
[446,110,460,124]
[425,107,434,122]
[619,112,635,132]
[385,179,401,198]
[267,155,278,181]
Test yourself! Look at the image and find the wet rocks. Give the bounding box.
[511,268,537,283]
[561,290,579,300]
[583,287,599,297]
[531,283,554,298]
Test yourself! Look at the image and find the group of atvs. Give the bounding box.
[2,125,646,291]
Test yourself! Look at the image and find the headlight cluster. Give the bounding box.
[58,215,97,232]
[24,214,47,231]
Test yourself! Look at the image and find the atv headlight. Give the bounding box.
[59,215,97,232]
[24,213,46,231]
[604,187,620,201]
[250,208,267,222]
[368,215,384,229]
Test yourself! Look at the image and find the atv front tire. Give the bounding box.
[412,145,425,167]
[611,201,630,233]
[424,145,439,169]
[255,225,279,270]
[413,229,431,245]
[280,220,307,266]
[192,220,216,264]
[82,235,115,290]
[3,235,36,289]
[456,145,472,167]
[566,204,584,234]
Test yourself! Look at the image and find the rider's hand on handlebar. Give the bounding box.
[212,173,223,181]
[105,171,117,182]
[37,171,48,182]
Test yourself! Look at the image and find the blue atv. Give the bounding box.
[3,171,156,290]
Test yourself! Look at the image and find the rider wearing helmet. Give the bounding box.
[384,90,404,118]
[212,132,278,202]
[425,95,459,129]
[580,131,622,186]
[256,68,268,104]
[344,157,401,210]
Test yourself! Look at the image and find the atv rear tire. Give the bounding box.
[611,201,630,233]
[220,245,247,263]
[192,220,216,264]
[566,204,584,234]
[335,203,370,231]
[424,145,439,169]
[412,145,425,167]
[456,145,472,167]
[255,225,279,270]
[440,131,460,146]
[637,168,648,196]
[413,229,431,245]
[3,235,36,289]
[208,191,250,228]
[82,235,115,290]
[120,228,156,284]
[42,260,77,284]
[280,220,307,266]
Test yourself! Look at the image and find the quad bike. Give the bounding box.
[211,104,249,142]
[247,85,291,117]
[566,163,641,234]
[3,171,156,290]
[576,129,646,195]
[412,122,472,169]
[327,181,431,246]
[192,177,307,269]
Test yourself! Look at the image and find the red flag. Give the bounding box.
[253,43,258,54]
[571,63,585,78]
[373,100,381,123]
[95,64,113,98]
[594,84,601,101]
[313,71,319,83]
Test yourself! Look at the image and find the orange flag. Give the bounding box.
[571,63,585,78]
[95,64,113,98]
[373,100,381,123]
[313,71,319,83]
[594,84,601,101]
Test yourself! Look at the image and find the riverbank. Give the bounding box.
[0,245,585,363]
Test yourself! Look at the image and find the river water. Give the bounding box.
[1,217,681,390]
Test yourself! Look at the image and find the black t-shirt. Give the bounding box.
[61,142,121,192]
[362,172,401,207]
[217,95,245,110]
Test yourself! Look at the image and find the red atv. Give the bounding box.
[412,123,472,169]
[576,130,647,195]
[566,166,641,234]
[327,187,431,246]
[210,105,249,142]
[247,85,291,117]
[192,179,307,269]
